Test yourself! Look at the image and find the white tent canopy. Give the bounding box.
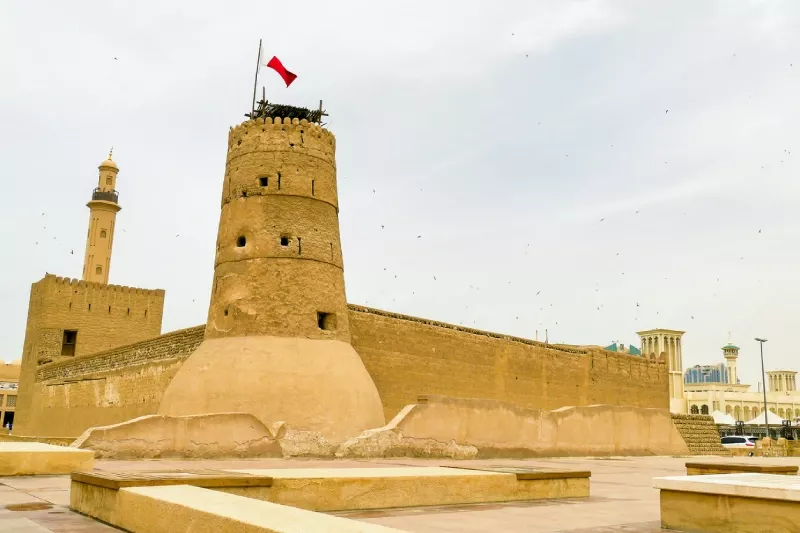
[711,410,736,425]
[745,410,784,425]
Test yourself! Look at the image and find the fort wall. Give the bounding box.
[14,274,166,435]
[347,306,669,421]
[15,326,203,437]
[14,306,668,438]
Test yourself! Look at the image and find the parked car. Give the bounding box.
[721,435,758,448]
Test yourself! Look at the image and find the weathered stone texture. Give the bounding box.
[15,326,202,437]
[348,305,670,421]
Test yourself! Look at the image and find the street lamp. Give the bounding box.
[755,338,770,439]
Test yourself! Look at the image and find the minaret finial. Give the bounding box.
[728,331,731,344]
[108,147,114,159]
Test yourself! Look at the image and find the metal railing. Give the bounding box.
[91,188,119,203]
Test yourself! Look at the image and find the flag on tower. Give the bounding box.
[265,56,297,87]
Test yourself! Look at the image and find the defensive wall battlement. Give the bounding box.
[39,274,164,297]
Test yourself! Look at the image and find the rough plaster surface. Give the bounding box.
[72,413,282,459]
[75,395,687,459]
[158,336,385,444]
[337,396,690,458]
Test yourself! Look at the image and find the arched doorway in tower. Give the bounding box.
[690,405,699,414]
[701,405,709,415]
[744,406,751,420]
[725,405,732,415]
[734,406,741,421]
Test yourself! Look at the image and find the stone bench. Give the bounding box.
[72,465,590,522]
[112,484,407,533]
[654,473,800,533]
[686,461,798,476]
[0,442,93,475]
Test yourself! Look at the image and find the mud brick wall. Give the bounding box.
[347,306,669,421]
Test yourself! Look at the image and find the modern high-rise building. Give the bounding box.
[684,362,729,384]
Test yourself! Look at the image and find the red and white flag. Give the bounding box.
[264,56,297,87]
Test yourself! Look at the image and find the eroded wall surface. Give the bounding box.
[15,306,668,438]
[15,326,202,437]
[348,306,669,421]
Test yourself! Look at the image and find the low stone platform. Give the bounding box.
[654,473,800,532]
[71,469,274,524]
[686,461,799,476]
[71,465,590,522]
[112,484,406,533]
[0,442,94,475]
[228,466,590,511]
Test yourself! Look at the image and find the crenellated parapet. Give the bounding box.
[223,118,337,210]
[40,274,165,297]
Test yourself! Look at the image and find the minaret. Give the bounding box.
[82,150,121,284]
[722,342,739,384]
[159,115,385,443]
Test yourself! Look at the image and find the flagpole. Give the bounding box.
[251,39,262,117]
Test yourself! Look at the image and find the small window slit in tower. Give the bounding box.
[330,243,334,260]
[108,306,111,313]
[298,237,302,255]
[236,235,246,247]
[242,190,247,198]
[259,177,268,187]
[311,180,315,196]
[144,309,148,318]
[277,172,281,190]
[281,236,289,247]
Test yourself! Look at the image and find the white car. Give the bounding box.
[721,435,758,449]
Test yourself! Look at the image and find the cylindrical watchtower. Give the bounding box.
[207,117,350,341]
[159,116,385,443]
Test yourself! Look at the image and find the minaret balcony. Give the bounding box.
[91,188,119,203]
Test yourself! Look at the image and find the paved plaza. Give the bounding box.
[1,455,798,532]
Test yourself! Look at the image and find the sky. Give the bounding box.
[1,1,799,389]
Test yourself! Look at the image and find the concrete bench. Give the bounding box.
[0,442,93,475]
[654,473,800,533]
[686,461,798,476]
[114,484,407,533]
[72,465,590,522]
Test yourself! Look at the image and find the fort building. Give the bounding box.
[11,115,674,452]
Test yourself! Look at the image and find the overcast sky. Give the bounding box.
[2,1,799,389]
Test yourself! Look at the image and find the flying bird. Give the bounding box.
[417,235,421,239]
[758,229,762,233]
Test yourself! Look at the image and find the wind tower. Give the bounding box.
[82,150,121,284]
[637,328,686,413]
[159,105,385,443]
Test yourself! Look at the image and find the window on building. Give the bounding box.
[5,395,15,408]
[701,404,709,415]
[259,176,268,187]
[317,312,336,331]
[106,177,112,185]
[61,330,77,356]
[280,236,289,246]
[100,229,107,238]
[96,266,102,275]
[690,405,699,414]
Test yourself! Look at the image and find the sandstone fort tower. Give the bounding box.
[158,116,385,442]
